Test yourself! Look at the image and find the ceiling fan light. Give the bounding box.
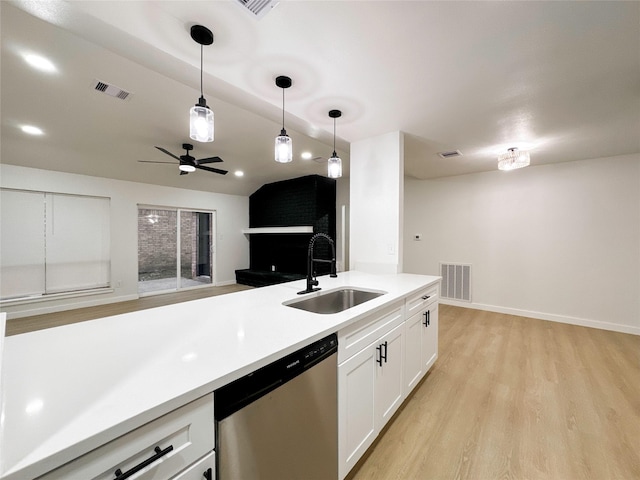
[328,153,342,179]
[275,130,293,163]
[179,163,196,173]
[190,99,214,143]
[498,147,530,171]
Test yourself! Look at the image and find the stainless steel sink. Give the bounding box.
[284,288,386,314]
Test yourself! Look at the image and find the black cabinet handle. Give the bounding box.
[423,310,430,327]
[204,467,213,480]
[376,341,389,366]
[422,295,431,300]
[114,445,173,480]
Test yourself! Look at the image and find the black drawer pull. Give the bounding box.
[114,445,173,479]
[204,467,213,480]
[422,295,431,300]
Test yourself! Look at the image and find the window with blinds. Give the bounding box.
[0,189,110,300]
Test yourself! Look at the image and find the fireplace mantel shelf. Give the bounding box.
[242,226,314,234]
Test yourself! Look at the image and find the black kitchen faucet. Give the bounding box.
[297,233,337,294]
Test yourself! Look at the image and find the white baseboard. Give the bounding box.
[440,299,640,336]
[215,279,237,286]
[3,293,139,320]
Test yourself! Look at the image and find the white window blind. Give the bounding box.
[0,190,46,298]
[45,194,110,293]
[0,189,110,300]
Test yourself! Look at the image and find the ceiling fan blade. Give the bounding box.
[155,146,181,161]
[138,160,176,164]
[196,156,223,165]
[196,165,228,175]
[180,170,189,176]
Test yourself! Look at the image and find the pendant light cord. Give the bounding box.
[333,117,337,155]
[200,44,204,97]
[282,87,285,130]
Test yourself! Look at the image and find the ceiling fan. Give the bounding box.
[139,143,228,175]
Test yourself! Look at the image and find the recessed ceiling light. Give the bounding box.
[234,170,244,177]
[20,125,44,135]
[301,151,312,160]
[23,54,56,73]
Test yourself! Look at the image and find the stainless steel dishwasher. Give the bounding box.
[214,333,338,480]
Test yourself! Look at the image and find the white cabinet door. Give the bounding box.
[375,323,404,429]
[423,303,439,372]
[404,310,424,394]
[338,343,376,480]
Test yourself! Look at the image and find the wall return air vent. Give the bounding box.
[91,79,132,101]
[235,0,279,18]
[440,262,471,302]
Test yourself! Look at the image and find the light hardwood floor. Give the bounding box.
[349,305,640,480]
[5,283,252,336]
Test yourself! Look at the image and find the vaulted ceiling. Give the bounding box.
[2,1,638,196]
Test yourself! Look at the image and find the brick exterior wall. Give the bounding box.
[138,209,198,280]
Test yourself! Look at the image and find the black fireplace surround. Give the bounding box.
[235,175,337,287]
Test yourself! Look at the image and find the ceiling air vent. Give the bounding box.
[235,0,279,19]
[91,79,132,101]
[438,150,462,159]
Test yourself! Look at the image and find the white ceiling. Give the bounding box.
[2,1,639,196]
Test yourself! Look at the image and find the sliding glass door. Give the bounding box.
[138,206,215,295]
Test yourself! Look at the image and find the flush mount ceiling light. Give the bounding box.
[498,147,530,171]
[327,110,342,179]
[189,25,214,143]
[274,75,293,163]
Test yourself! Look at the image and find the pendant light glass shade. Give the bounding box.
[498,147,530,171]
[275,129,293,163]
[328,109,342,178]
[189,25,214,143]
[190,98,214,143]
[275,76,293,163]
[328,153,342,178]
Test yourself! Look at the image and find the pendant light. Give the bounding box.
[275,75,293,163]
[327,109,342,178]
[189,25,214,143]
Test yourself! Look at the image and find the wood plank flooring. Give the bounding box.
[349,305,640,480]
[5,283,253,336]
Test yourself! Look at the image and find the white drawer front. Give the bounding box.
[171,451,215,480]
[338,301,403,363]
[40,394,214,480]
[406,284,439,317]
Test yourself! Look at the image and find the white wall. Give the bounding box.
[350,131,404,273]
[0,165,249,318]
[404,153,640,335]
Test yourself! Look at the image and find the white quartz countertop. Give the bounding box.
[0,271,440,479]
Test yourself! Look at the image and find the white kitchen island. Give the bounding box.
[0,271,440,480]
